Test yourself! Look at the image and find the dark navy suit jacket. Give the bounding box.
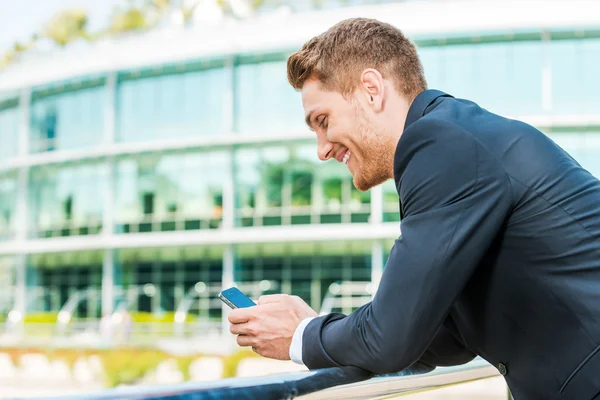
[301,90,600,399]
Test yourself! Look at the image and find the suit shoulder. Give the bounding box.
[403,115,476,147]
[396,116,477,165]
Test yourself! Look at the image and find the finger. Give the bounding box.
[230,322,253,336]
[258,294,287,305]
[236,334,254,347]
[228,308,253,324]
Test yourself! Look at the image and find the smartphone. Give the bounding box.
[218,287,256,309]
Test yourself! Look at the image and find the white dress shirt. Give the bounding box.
[289,317,316,364]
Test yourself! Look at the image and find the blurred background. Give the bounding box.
[0,0,598,398]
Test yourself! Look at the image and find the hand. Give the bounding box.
[228,294,318,360]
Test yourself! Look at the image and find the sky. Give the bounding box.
[0,0,127,54]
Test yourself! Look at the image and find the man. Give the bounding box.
[228,18,600,399]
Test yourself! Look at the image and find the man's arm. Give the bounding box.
[291,315,475,367]
[301,118,513,373]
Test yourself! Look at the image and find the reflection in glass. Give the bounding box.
[115,151,229,233]
[382,179,400,222]
[29,164,106,238]
[236,242,371,312]
[548,131,600,178]
[234,144,370,226]
[235,60,305,133]
[29,85,104,153]
[0,104,19,162]
[117,67,226,142]
[0,175,16,241]
[118,247,223,321]
[420,41,543,117]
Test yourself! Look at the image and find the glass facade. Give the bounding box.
[235,144,370,227]
[0,256,16,318]
[235,59,305,133]
[236,241,372,312]
[117,61,228,142]
[421,41,544,116]
[29,81,105,153]
[0,100,19,162]
[115,151,229,233]
[29,163,107,238]
[0,174,16,241]
[2,30,600,327]
[118,246,224,319]
[547,131,600,177]
[31,251,103,318]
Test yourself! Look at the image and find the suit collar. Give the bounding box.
[393,90,453,218]
[404,89,453,130]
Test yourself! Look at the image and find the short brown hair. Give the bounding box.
[287,18,427,100]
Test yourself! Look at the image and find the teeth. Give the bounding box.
[342,151,351,165]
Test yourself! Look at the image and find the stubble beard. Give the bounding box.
[352,104,395,192]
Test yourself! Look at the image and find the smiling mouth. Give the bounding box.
[342,151,351,165]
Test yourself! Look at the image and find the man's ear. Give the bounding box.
[360,68,385,112]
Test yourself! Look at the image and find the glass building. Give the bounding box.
[0,0,599,331]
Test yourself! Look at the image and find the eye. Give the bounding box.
[318,116,328,129]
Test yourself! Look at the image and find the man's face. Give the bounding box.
[301,78,394,191]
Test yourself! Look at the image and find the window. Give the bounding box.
[117,247,223,323]
[30,251,103,318]
[117,64,227,142]
[30,84,105,153]
[382,179,400,222]
[420,41,543,117]
[115,151,230,233]
[550,38,600,116]
[29,163,106,238]
[0,102,19,162]
[234,59,305,134]
[0,175,16,241]
[0,257,16,318]
[550,40,582,115]
[234,144,370,227]
[547,131,600,178]
[235,242,371,312]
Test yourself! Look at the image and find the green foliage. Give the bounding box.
[13,42,27,52]
[323,178,343,200]
[148,0,172,10]
[43,9,88,46]
[129,311,196,323]
[176,356,195,381]
[312,0,326,9]
[23,312,59,324]
[101,349,164,387]
[0,347,260,387]
[221,349,259,378]
[110,7,148,33]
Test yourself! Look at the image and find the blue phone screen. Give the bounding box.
[221,287,256,308]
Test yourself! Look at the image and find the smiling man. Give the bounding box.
[228,18,600,399]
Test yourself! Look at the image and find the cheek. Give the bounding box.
[328,121,355,145]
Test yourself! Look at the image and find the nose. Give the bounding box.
[317,138,334,161]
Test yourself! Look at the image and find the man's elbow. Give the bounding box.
[358,341,423,375]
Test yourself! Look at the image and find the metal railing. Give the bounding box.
[49,358,506,400]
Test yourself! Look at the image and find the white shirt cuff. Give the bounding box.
[289,317,315,365]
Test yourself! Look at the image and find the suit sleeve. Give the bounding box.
[301,118,513,373]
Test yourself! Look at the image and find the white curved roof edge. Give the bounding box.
[0,0,599,93]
